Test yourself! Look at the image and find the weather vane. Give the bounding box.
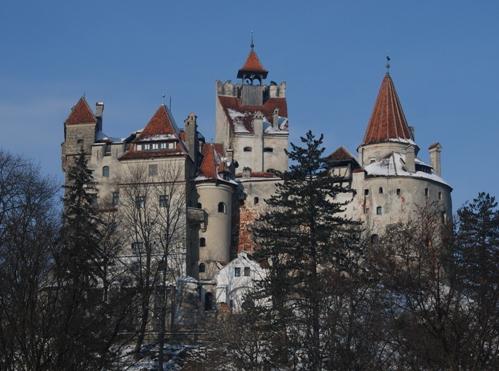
[386,56,391,73]
[250,31,254,49]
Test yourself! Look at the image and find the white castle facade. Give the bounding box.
[61,45,452,312]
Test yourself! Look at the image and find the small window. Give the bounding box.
[396,188,401,196]
[438,192,442,200]
[143,143,151,150]
[370,158,376,164]
[254,197,259,205]
[376,206,382,215]
[152,143,159,150]
[371,234,379,244]
[112,191,119,206]
[77,139,84,145]
[243,146,252,152]
[244,267,251,276]
[148,164,158,177]
[199,237,206,247]
[263,147,273,153]
[364,189,369,196]
[159,195,169,208]
[199,263,206,273]
[168,142,176,149]
[197,202,202,209]
[364,207,369,214]
[425,188,429,198]
[379,187,383,194]
[442,212,447,224]
[218,202,226,214]
[160,142,167,149]
[102,166,110,177]
[131,241,143,255]
[135,196,145,209]
[234,267,241,277]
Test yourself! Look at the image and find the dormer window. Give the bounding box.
[152,143,159,150]
[143,143,151,150]
[160,142,167,149]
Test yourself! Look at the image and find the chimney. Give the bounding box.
[184,113,198,166]
[95,101,104,132]
[272,107,279,129]
[429,143,442,176]
[409,126,415,141]
[405,145,416,173]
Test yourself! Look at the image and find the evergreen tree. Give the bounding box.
[252,131,363,370]
[454,192,499,369]
[54,149,123,370]
[59,148,102,284]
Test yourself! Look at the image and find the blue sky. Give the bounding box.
[0,0,497,209]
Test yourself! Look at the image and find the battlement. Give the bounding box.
[216,80,286,100]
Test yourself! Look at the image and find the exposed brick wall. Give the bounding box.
[236,205,259,253]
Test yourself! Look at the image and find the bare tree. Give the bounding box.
[116,161,187,366]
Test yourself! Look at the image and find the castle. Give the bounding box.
[61,44,452,312]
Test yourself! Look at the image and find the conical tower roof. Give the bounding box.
[65,97,96,125]
[237,49,268,79]
[362,73,413,145]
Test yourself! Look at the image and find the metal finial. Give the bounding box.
[162,93,167,106]
[250,31,254,49]
[386,56,391,73]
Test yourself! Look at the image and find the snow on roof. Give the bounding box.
[364,152,450,187]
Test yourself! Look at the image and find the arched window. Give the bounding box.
[199,263,206,273]
[199,237,206,247]
[243,146,252,152]
[218,202,226,213]
[102,166,110,177]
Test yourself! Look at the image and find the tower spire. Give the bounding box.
[362,73,412,145]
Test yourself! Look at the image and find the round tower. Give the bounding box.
[341,71,452,235]
[195,144,237,281]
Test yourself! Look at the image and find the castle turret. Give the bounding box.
[61,97,97,172]
[196,143,237,280]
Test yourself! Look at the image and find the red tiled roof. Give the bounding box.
[237,50,268,79]
[138,105,177,140]
[236,171,276,178]
[327,146,355,161]
[119,148,186,161]
[199,143,218,179]
[218,96,287,133]
[362,73,412,145]
[65,97,96,125]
